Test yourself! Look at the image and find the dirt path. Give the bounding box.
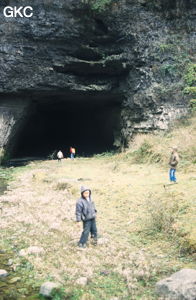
[0,157,195,299]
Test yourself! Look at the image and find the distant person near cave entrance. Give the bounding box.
[70,146,76,160]
[169,146,179,183]
[57,150,64,162]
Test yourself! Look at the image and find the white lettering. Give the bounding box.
[23,6,33,18]
[3,6,14,17]
[14,7,24,18]
[3,6,33,18]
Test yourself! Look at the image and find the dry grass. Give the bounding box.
[0,152,196,299]
[0,114,196,299]
[126,113,196,167]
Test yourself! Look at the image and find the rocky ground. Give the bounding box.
[0,151,195,299]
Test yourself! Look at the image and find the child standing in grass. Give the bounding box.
[169,146,179,183]
[75,186,98,248]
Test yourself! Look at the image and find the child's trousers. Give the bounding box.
[79,218,97,245]
[169,168,176,182]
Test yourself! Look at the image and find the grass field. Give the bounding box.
[0,115,196,299]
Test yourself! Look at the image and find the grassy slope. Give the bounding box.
[0,115,196,300]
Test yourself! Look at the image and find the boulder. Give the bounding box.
[40,281,60,298]
[97,237,109,245]
[0,269,8,278]
[19,246,44,256]
[156,268,196,300]
[7,259,13,266]
[75,277,88,286]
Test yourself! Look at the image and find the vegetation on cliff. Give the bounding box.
[183,64,196,109]
[82,0,114,11]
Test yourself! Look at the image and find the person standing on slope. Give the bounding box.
[75,186,98,248]
[169,146,179,183]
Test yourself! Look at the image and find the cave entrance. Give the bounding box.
[13,96,122,159]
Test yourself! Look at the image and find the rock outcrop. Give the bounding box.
[0,0,195,160]
[0,97,30,161]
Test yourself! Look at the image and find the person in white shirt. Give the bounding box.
[57,150,63,162]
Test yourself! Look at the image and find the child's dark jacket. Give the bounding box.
[76,197,97,222]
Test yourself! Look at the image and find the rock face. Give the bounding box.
[156,269,196,300]
[0,98,30,161]
[0,0,195,159]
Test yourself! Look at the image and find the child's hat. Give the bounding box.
[81,186,91,194]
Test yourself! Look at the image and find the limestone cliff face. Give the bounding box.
[0,98,30,160]
[0,0,195,159]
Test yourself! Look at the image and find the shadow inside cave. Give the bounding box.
[12,95,122,159]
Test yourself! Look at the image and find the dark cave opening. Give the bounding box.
[13,96,122,159]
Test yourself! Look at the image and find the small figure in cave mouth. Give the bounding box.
[57,150,64,162]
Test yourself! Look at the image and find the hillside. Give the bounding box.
[0,114,196,299]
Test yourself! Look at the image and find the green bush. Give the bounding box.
[183,63,196,97]
[82,0,114,11]
[51,287,68,300]
[159,43,176,53]
[184,86,196,97]
[93,150,117,158]
[184,64,196,86]
[145,192,181,234]
[0,149,10,165]
[133,141,153,163]
[190,99,196,111]
[0,148,5,165]
[160,63,178,76]
[55,182,72,191]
